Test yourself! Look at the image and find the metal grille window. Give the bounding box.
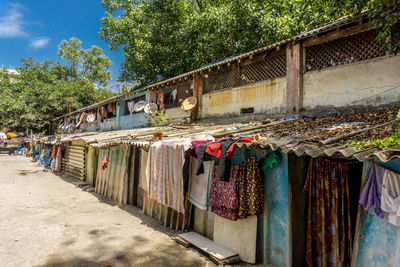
[306,29,386,72]
[240,54,286,86]
[203,67,239,94]
[203,53,287,94]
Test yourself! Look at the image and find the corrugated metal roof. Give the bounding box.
[49,106,400,162]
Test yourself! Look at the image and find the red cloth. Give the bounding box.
[100,154,109,170]
[226,136,254,159]
[192,140,212,154]
[206,143,222,157]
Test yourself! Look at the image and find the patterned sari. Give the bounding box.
[304,158,352,267]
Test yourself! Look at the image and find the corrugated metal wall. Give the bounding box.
[62,144,86,180]
[86,146,99,186]
[143,192,192,231]
[95,145,132,205]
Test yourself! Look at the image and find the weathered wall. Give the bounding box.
[200,78,286,118]
[119,113,148,130]
[99,117,117,131]
[165,107,189,123]
[80,122,97,132]
[353,158,400,267]
[257,151,289,267]
[303,55,400,110]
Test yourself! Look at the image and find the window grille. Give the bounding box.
[203,53,287,94]
[305,29,386,72]
[240,54,286,86]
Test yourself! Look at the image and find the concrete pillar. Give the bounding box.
[286,43,303,114]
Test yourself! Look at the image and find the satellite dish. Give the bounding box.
[134,100,146,112]
[86,113,96,123]
[181,96,197,112]
[144,103,158,115]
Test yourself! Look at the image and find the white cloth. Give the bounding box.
[188,158,214,210]
[381,168,400,226]
[127,101,135,114]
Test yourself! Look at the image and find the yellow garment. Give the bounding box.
[7,132,17,138]
[108,103,113,113]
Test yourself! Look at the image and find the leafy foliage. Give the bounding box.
[100,0,399,88]
[350,110,400,150]
[0,38,115,132]
[58,37,112,86]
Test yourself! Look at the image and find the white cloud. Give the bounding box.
[0,3,27,38]
[30,37,50,49]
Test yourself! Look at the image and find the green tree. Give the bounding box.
[100,0,399,88]
[58,37,112,86]
[0,57,115,132]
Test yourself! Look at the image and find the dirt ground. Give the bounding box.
[0,154,214,267]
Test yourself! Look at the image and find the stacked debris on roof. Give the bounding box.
[263,107,399,143]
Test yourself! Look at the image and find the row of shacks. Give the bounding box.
[34,107,400,266]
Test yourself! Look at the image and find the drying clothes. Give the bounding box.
[54,146,62,172]
[381,168,400,226]
[148,140,185,213]
[195,137,254,181]
[182,148,197,192]
[304,158,352,267]
[359,164,385,219]
[226,136,254,159]
[100,106,108,122]
[209,164,239,221]
[108,103,114,113]
[237,156,263,219]
[188,158,214,210]
[100,154,109,170]
[127,101,135,114]
[192,140,212,154]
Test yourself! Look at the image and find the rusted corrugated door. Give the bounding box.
[65,145,85,180]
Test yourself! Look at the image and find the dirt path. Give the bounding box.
[0,155,213,267]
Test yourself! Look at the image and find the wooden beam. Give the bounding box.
[303,22,375,47]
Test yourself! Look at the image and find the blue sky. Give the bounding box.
[0,0,124,89]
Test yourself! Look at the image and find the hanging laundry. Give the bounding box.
[100,154,109,170]
[209,164,240,220]
[359,164,385,218]
[195,137,254,181]
[54,146,62,172]
[304,158,352,267]
[381,167,400,226]
[188,158,214,211]
[108,103,114,113]
[237,156,264,219]
[127,101,135,114]
[148,141,185,213]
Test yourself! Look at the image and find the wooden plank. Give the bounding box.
[178,232,238,260]
[303,22,375,47]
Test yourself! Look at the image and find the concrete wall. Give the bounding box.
[119,113,148,130]
[165,107,189,123]
[353,158,400,266]
[80,122,97,132]
[303,55,400,110]
[200,78,286,118]
[99,117,117,131]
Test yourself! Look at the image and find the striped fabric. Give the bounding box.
[148,141,185,213]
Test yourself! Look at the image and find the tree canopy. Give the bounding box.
[0,38,115,132]
[100,0,399,88]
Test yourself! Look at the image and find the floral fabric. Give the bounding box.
[304,158,352,267]
[209,165,239,220]
[237,156,263,219]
